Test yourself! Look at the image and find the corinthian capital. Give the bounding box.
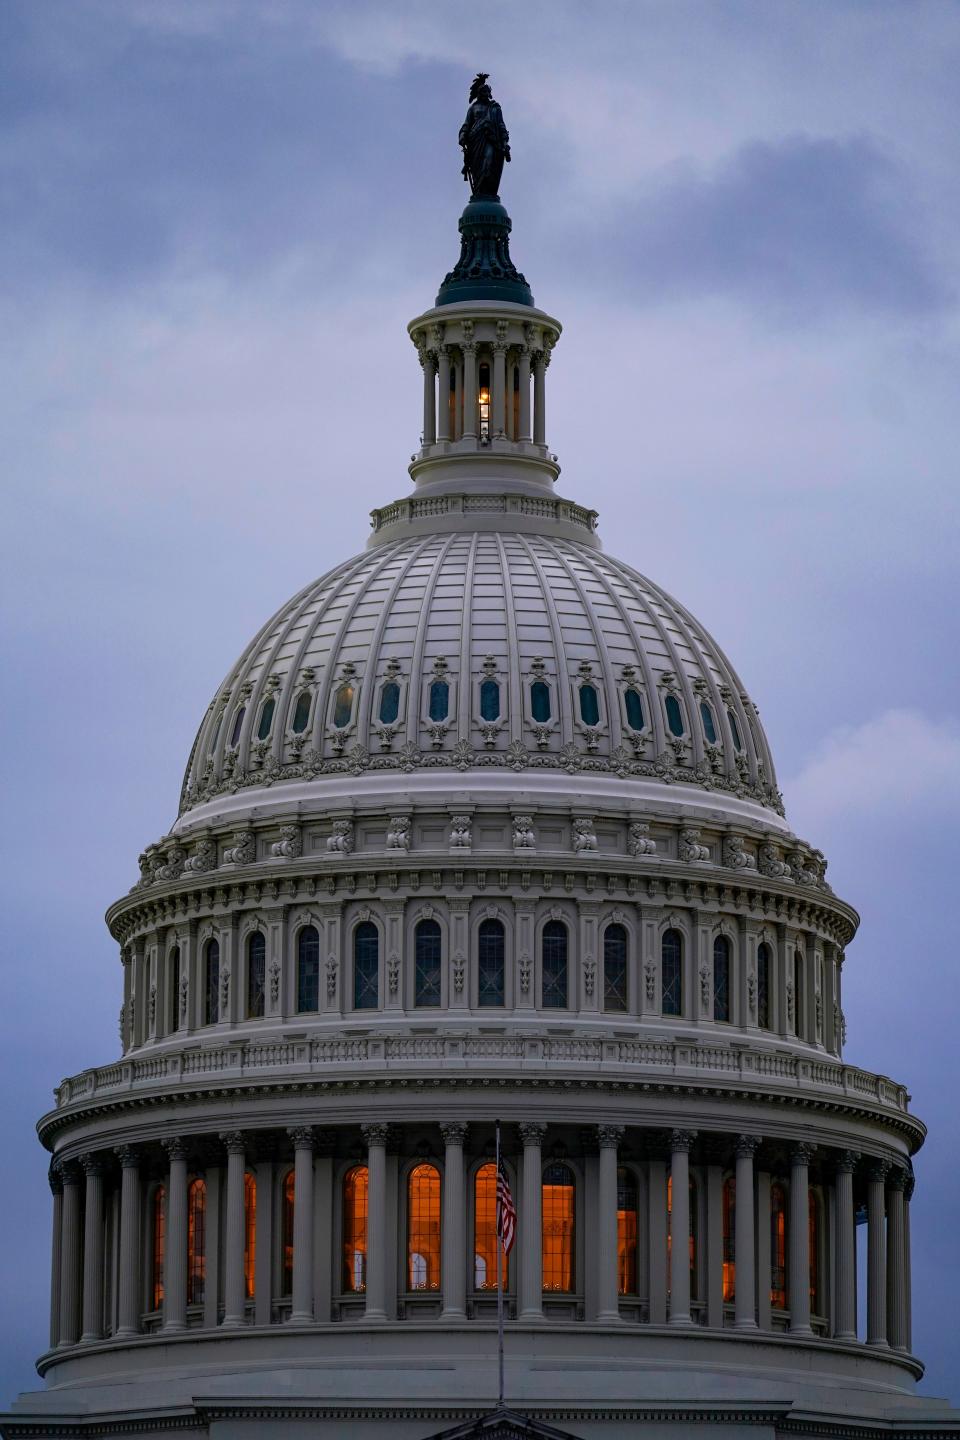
[669,1129,697,1155]
[518,1122,547,1147]
[361,1123,390,1148]
[735,1134,761,1160]
[596,1124,625,1150]
[439,1122,469,1147]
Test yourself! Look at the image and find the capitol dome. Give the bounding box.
[6,77,954,1440]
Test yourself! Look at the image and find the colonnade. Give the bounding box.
[419,339,549,448]
[48,1125,912,1356]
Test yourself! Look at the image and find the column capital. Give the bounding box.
[518,1122,547,1146]
[439,1122,469,1147]
[114,1144,141,1170]
[596,1124,625,1150]
[79,1152,106,1178]
[791,1142,816,1166]
[735,1133,761,1159]
[835,1148,861,1175]
[287,1126,316,1152]
[869,1158,892,1185]
[162,1137,190,1163]
[886,1166,909,1192]
[48,1163,63,1195]
[361,1122,390,1148]
[669,1128,697,1154]
[219,1130,247,1155]
[58,1159,82,1186]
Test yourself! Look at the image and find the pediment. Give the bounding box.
[426,1408,582,1440]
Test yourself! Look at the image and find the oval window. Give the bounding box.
[665,694,684,737]
[257,697,276,741]
[334,683,354,729]
[726,708,743,751]
[379,682,400,725]
[292,691,312,734]
[230,706,246,748]
[579,684,600,726]
[624,687,644,731]
[429,680,450,722]
[700,701,717,745]
[480,679,500,722]
[531,680,551,723]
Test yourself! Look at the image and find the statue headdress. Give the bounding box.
[469,72,491,102]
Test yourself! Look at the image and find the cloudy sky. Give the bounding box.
[2,0,958,1406]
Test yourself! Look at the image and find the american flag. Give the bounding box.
[496,1159,516,1254]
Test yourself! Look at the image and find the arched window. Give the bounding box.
[407,1163,441,1291]
[665,694,685,737]
[727,708,743,751]
[662,929,683,1016]
[794,949,805,1039]
[414,919,442,1007]
[541,920,568,1009]
[256,697,276,741]
[617,1166,638,1295]
[378,682,400,725]
[229,706,246,748]
[480,678,500,722]
[187,1178,206,1306]
[354,922,379,1010]
[297,926,320,1013]
[474,1163,509,1290]
[247,931,265,1019]
[667,1173,699,1301]
[291,691,312,734]
[204,939,220,1025]
[333,683,354,729]
[542,1162,575,1292]
[624,687,645,731]
[168,947,181,1033]
[770,1182,787,1308]
[700,701,717,745]
[478,919,505,1007]
[713,935,731,1023]
[244,1173,256,1300]
[429,680,449,722]
[757,942,771,1029]
[579,684,600,726]
[342,1165,368,1293]
[603,923,628,1012]
[478,361,491,438]
[809,1189,821,1315]
[722,1175,735,1302]
[531,680,551,723]
[208,711,224,755]
[281,1170,295,1296]
[152,1186,166,1310]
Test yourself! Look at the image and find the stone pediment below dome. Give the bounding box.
[427,1408,583,1440]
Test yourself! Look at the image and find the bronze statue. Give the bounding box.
[459,73,511,198]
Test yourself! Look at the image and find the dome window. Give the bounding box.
[757,942,771,1029]
[334,683,355,729]
[480,678,500,722]
[354,921,379,1010]
[478,362,491,440]
[579,684,600,727]
[297,926,320,1013]
[700,701,717,745]
[617,1167,638,1294]
[204,939,220,1025]
[378,682,400,726]
[603,923,628,1012]
[429,680,450,722]
[414,918,442,1007]
[542,1162,575,1292]
[661,928,683,1016]
[624,687,645,731]
[292,691,312,734]
[243,1174,256,1300]
[408,1163,441,1291]
[713,935,731,1022]
[256,698,276,742]
[187,1179,206,1305]
[478,918,505,1007]
[665,694,685,737]
[770,1184,787,1308]
[541,919,568,1009]
[229,707,246,748]
[247,932,265,1019]
[209,711,224,755]
[342,1166,368,1293]
[475,1163,509,1289]
[151,1186,166,1310]
[531,680,551,723]
[727,709,743,751]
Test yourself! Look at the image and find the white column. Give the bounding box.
[668,1130,695,1326]
[221,1131,247,1327]
[867,1159,890,1347]
[492,336,507,436]
[421,347,436,445]
[533,350,547,445]
[756,1168,772,1331]
[887,1168,908,1351]
[58,1164,82,1346]
[254,1159,274,1327]
[834,1149,859,1340]
[462,338,477,439]
[114,1145,142,1337]
[80,1154,105,1342]
[596,1125,624,1323]
[519,1122,545,1320]
[363,1123,389,1321]
[904,1175,913,1351]
[437,348,451,442]
[705,1159,723,1329]
[518,348,532,442]
[788,1143,814,1335]
[162,1139,189,1333]
[288,1127,315,1323]
[48,1169,63,1349]
[440,1123,468,1319]
[647,1154,668,1325]
[734,1135,759,1330]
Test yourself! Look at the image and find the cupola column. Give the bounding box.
[437,348,452,441]
[462,332,477,440]
[533,350,547,445]
[518,347,532,442]
[734,1135,760,1330]
[80,1154,105,1342]
[439,1123,468,1319]
[114,1145,142,1337]
[668,1130,696,1326]
[362,1123,389,1322]
[221,1131,247,1327]
[161,1139,189,1332]
[57,1163,82,1347]
[492,330,507,436]
[867,1160,890,1347]
[834,1150,860,1341]
[48,1168,63,1349]
[519,1122,546,1320]
[595,1125,624,1323]
[287,1127,316,1324]
[788,1144,814,1335]
[421,348,437,446]
[886,1168,908,1351]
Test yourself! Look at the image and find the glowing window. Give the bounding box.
[230,706,246,748]
[617,1166,638,1295]
[727,709,743,751]
[665,694,684,737]
[531,681,551,723]
[204,939,220,1025]
[244,1173,256,1300]
[700,701,717,745]
[667,1173,698,1300]
[809,1189,821,1314]
[152,1186,166,1310]
[478,918,505,1007]
[333,683,354,729]
[168,947,181,1033]
[661,929,682,1017]
[474,1163,509,1290]
[603,924,628,1012]
[378,682,400,725]
[429,680,450,722]
[624,687,645,731]
[722,1176,736,1302]
[480,678,500,722]
[770,1183,787,1308]
[414,919,442,1007]
[257,697,275,741]
[541,920,568,1009]
[281,1170,294,1296]
[407,1163,441,1291]
[579,684,600,726]
[187,1178,206,1306]
[757,943,771,1029]
[342,1165,368,1293]
[354,922,379,1010]
[247,931,265,1019]
[542,1162,575,1292]
[297,926,320,1013]
[292,691,312,734]
[713,935,731,1023]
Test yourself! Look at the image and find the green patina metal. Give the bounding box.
[436,196,534,307]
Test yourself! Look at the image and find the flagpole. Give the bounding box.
[496,1118,504,1408]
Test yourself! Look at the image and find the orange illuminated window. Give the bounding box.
[187,1178,206,1306]
[809,1189,820,1314]
[722,1176,736,1303]
[617,1167,637,1295]
[474,1163,509,1290]
[542,1162,575,1292]
[408,1163,441,1291]
[282,1169,295,1296]
[342,1165,369,1293]
[667,1174,698,1300]
[244,1172,256,1300]
[152,1185,166,1310]
[770,1183,787,1308]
